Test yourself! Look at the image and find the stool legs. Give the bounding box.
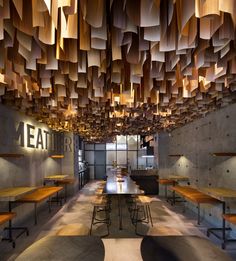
[90,205,110,237]
[132,202,153,235]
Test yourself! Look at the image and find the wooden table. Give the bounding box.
[200,187,236,248]
[0,186,36,247]
[168,175,189,182]
[16,186,63,225]
[0,187,37,202]
[44,175,74,202]
[15,236,105,261]
[166,176,189,204]
[43,175,69,183]
[105,173,143,230]
[171,185,221,224]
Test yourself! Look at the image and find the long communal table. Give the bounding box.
[105,171,143,230]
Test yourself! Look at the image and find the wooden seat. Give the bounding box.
[0,212,17,248]
[159,179,175,185]
[96,188,104,195]
[223,214,236,225]
[0,212,16,226]
[16,186,63,225]
[137,195,154,205]
[56,223,89,236]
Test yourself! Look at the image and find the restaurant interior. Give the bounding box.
[0,0,236,260]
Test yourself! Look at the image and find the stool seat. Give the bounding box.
[56,223,89,236]
[137,195,154,205]
[95,188,104,195]
[92,196,107,206]
[0,212,16,225]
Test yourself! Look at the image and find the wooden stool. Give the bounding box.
[132,195,154,235]
[56,223,89,236]
[90,196,110,237]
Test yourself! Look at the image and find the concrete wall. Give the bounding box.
[0,104,75,224]
[157,103,236,232]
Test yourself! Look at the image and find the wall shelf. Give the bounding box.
[50,155,64,159]
[0,153,24,158]
[168,154,183,157]
[212,153,236,157]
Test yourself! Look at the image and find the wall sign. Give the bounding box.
[0,116,72,152]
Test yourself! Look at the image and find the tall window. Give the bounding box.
[84,135,154,178]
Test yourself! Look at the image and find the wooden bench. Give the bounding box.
[0,212,16,247]
[159,179,176,199]
[0,212,16,226]
[170,185,221,224]
[16,186,63,225]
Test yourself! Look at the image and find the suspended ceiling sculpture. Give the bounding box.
[0,0,236,142]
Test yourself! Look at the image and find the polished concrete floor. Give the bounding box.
[1,181,236,260]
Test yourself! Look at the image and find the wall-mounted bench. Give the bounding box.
[16,186,63,225]
[0,212,16,247]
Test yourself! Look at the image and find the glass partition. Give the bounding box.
[85,135,154,179]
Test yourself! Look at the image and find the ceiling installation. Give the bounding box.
[0,0,236,142]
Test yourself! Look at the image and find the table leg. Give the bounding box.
[197,203,200,225]
[65,184,67,202]
[34,203,37,225]
[222,202,226,248]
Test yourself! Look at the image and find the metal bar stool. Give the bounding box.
[90,195,110,237]
[132,195,154,235]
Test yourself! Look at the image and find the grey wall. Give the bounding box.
[0,104,74,224]
[157,103,236,232]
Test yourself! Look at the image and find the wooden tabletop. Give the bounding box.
[16,187,63,203]
[44,175,69,181]
[200,187,236,201]
[15,236,105,261]
[0,187,37,202]
[105,175,143,195]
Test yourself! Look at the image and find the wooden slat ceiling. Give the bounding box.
[0,0,236,142]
